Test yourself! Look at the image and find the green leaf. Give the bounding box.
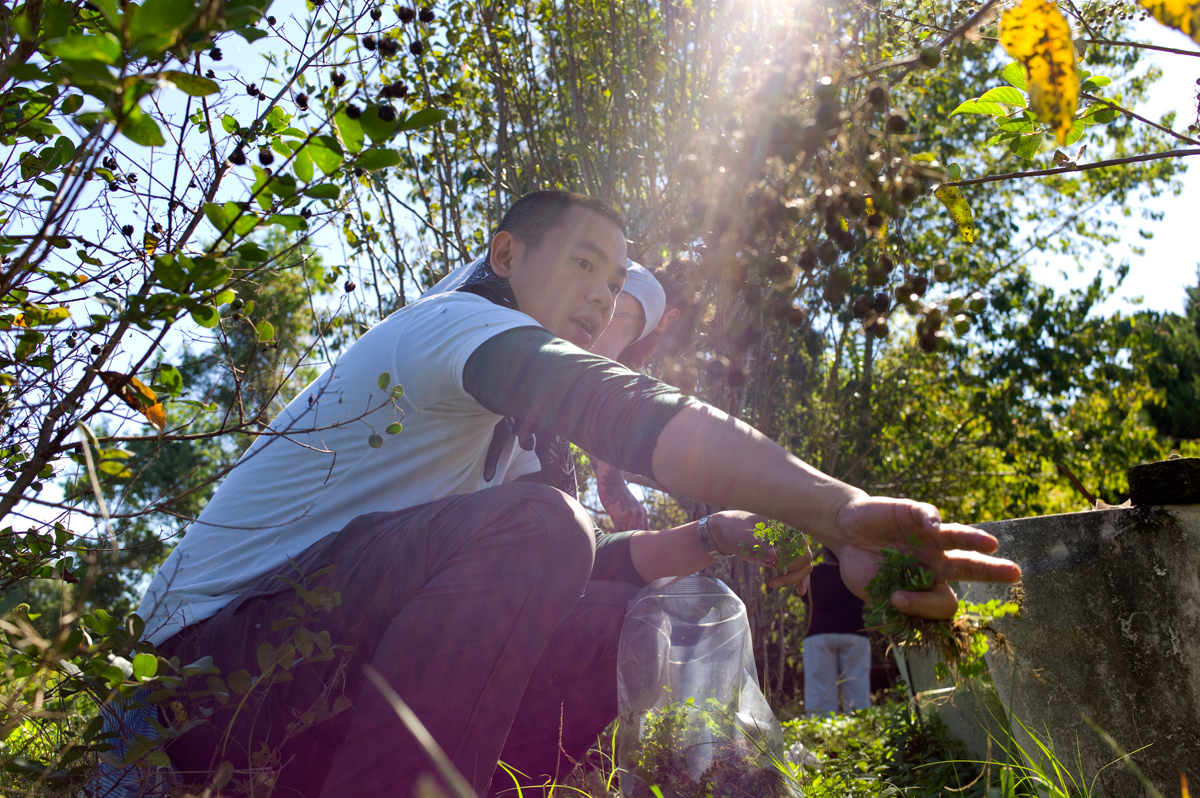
[222,114,240,134]
[227,669,252,695]
[61,95,82,114]
[978,86,1027,107]
[237,242,269,261]
[949,99,1007,117]
[257,642,276,674]
[390,385,404,399]
[1091,106,1117,124]
[334,110,364,154]
[1080,75,1112,92]
[203,202,235,234]
[122,108,165,147]
[359,107,399,144]
[377,372,390,390]
[132,652,158,680]
[98,460,132,477]
[190,305,220,328]
[399,107,448,131]
[1009,130,1045,161]
[153,254,187,290]
[156,364,183,397]
[305,184,340,200]
[257,320,275,341]
[288,142,314,182]
[129,0,198,45]
[269,214,308,232]
[1002,61,1028,91]
[356,148,401,171]
[49,33,122,65]
[164,71,219,97]
[90,0,122,28]
[308,135,344,176]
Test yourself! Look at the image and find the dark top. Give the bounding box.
[805,552,867,637]
[463,326,701,586]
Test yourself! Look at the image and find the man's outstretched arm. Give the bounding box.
[464,327,1020,617]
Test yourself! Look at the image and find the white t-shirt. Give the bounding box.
[137,293,539,645]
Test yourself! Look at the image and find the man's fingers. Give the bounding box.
[891,582,958,619]
[936,550,1023,583]
[929,524,1000,554]
[906,500,942,532]
[769,558,813,590]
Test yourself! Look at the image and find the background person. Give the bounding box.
[803,546,871,715]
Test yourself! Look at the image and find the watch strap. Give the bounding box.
[698,515,733,560]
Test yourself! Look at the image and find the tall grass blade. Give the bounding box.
[363,666,478,798]
[1081,713,1164,798]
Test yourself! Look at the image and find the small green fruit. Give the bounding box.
[919,47,942,69]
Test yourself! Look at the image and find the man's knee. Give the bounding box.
[495,482,596,575]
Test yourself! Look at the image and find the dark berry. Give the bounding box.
[886,113,908,134]
[109,275,121,285]
[210,47,223,61]
[247,82,258,95]
[394,82,408,98]
[258,148,274,166]
[873,292,891,314]
[345,103,362,119]
[344,280,356,292]
[354,167,364,177]
[409,39,423,55]
[332,70,346,87]
[846,194,866,216]
[398,6,415,22]
[229,148,247,165]
[362,34,377,50]
[121,224,134,236]
[107,180,119,192]
[103,156,117,170]
[851,294,872,319]
[377,104,396,122]
[899,179,921,203]
[257,91,268,101]
[867,84,887,106]
[370,6,382,19]
[126,172,137,183]
[90,345,102,355]
[267,15,277,24]
[817,240,839,266]
[206,69,216,78]
[301,208,313,219]
[295,93,309,110]
[866,212,884,229]
[152,222,163,233]
[911,274,929,296]
[419,6,434,21]
[379,37,399,57]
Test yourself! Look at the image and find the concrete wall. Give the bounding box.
[973,505,1200,798]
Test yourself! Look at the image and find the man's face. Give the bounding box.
[491,207,628,349]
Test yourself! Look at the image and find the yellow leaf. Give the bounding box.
[1000,0,1080,145]
[1140,0,1200,44]
[934,185,976,243]
[99,371,166,432]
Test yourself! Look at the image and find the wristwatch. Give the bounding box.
[698,515,734,561]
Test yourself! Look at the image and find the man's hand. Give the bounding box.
[709,511,814,595]
[830,496,1022,620]
[595,459,650,532]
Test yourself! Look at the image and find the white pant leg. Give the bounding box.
[803,635,841,715]
[834,633,872,712]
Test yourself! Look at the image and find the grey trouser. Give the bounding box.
[159,482,639,797]
[803,632,872,715]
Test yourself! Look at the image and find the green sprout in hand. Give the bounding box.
[738,520,816,570]
[864,543,1021,681]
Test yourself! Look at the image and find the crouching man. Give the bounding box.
[137,191,1020,797]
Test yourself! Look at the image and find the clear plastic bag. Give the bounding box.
[616,575,796,798]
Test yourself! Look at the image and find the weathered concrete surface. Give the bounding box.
[974,505,1200,798]
[1128,457,1200,506]
[894,649,1014,766]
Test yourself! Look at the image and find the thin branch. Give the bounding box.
[1083,92,1200,146]
[1084,37,1200,58]
[943,147,1200,187]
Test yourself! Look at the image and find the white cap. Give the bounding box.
[622,261,666,342]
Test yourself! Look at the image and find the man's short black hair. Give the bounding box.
[496,191,626,251]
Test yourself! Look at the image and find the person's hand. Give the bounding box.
[709,511,814,595]
[596,460,650,532]
[831,496,1022,620]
